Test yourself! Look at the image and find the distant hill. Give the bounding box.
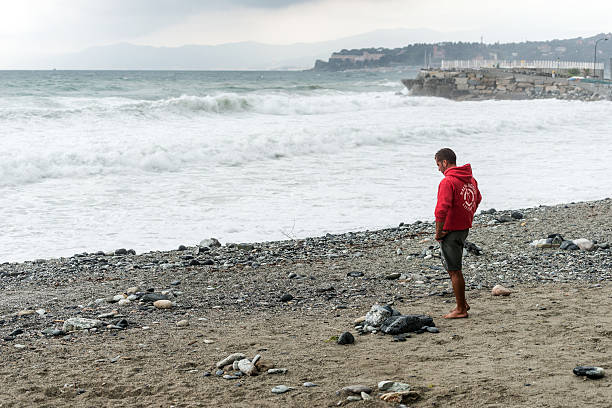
[18,28,480,70]
[313,34,612,73]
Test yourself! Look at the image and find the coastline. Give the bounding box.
[1,198,611,406]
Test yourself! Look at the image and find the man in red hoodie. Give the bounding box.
[434,148,481,319]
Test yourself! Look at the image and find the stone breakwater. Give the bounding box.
[402,69,611,101]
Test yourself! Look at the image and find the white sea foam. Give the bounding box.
[1,70,611,262]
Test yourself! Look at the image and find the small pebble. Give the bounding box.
[303,382,317,387]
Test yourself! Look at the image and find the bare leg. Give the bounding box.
[444,270,468,319]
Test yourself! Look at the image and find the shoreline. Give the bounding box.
[1,198,611,406]
[2,196,610,267]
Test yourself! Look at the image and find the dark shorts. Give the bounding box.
[440,229,469,271]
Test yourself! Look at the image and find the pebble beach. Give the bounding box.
[1,198,611,407]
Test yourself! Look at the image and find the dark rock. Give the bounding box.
[482,208,496,214]
[495,214,513,223]
[141,293,169,303]
[426,327,440,333]
[381,315,435,335]
[347,271,364,278]
[3,336,15,341]
[464,241,483,255]
[511,211,524,219]
[189,259,200,266]
[337,332,355,345]
[114,319,129,329]
[316,286,335,292]
[573,366,605,379]
[385,273,401,280]
[203,372,211,377]
[178,245,187,251]
[201,259,215,266]
[9,329,24,337]
[127,249,136,255]
[560,240,579,250]
[114,248,127,255]
[280,294,294,302]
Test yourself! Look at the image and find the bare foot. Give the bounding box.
[443,310,469,319]
[450,304,470,313]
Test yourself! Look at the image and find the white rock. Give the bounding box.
[237,358,257,376]
[153,300,173,309]
[176,320,189,327]
[573,238,595,251]
[216,353,246,369]
[126,287,139,295]
[63,317,104,332]
[361,391,372,400]
[35,309,46,316]
[113,294,125,302]
[365,305,393,327]
[117,299,131,306]
[492,285,511,296]
[271,385,291,394]
[268,368,288,374]
[14,344,26,349]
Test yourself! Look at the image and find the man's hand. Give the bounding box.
[435,231,449,242]
[435,221,448,242]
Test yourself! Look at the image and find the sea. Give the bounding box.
[1,69,610,262]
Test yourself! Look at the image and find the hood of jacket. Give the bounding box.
[444,163,473,182]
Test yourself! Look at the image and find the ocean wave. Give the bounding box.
[0,91,446,120]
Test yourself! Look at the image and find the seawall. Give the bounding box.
[402,69,612,101]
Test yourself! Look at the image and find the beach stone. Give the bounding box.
[573,239,595,251]
[216,353,246,369]
[200,238,221,248]
[385,272,401,280]
[361,391,372,400]
[16,310,37,317]
[141,293,169,303]
[62,318,103,332]
[365,305,393,327]
[347,271,364,278]
[114,248,127,255]
[381,315,434,335]
[267,368,288,375]
[280,293,293,302]
[237,359,257,376]
[573,366,605,379]
[353,316,366,325]
[347,396,362,401]
[215,369,224,376]
[176,320,189,327]
[287,273,297,279]
[223,375,240,380]
[511,211,524,219]
[303,382,317,387]
[126,287,139,295]
[426,327,440,333]
[337,332,354,345]
[378,381,411,392]
[271,385,291,394]
[491,285,511,296]
[153,300,173,309]
[117,299,130,306]
[380,391,420,403]
[342,385,371,394]
[495,214,513,223]
[9,329,24,337]
[560,240,579,250]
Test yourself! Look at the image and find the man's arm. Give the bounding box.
[434,179,452,241]
[435,221,448,241]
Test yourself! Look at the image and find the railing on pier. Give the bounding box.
[441,59,603,70]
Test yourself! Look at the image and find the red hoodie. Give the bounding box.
[435,163,482,231]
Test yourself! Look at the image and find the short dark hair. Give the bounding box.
[435,148,456,164]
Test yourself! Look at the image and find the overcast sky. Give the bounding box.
[1,0,610,67]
